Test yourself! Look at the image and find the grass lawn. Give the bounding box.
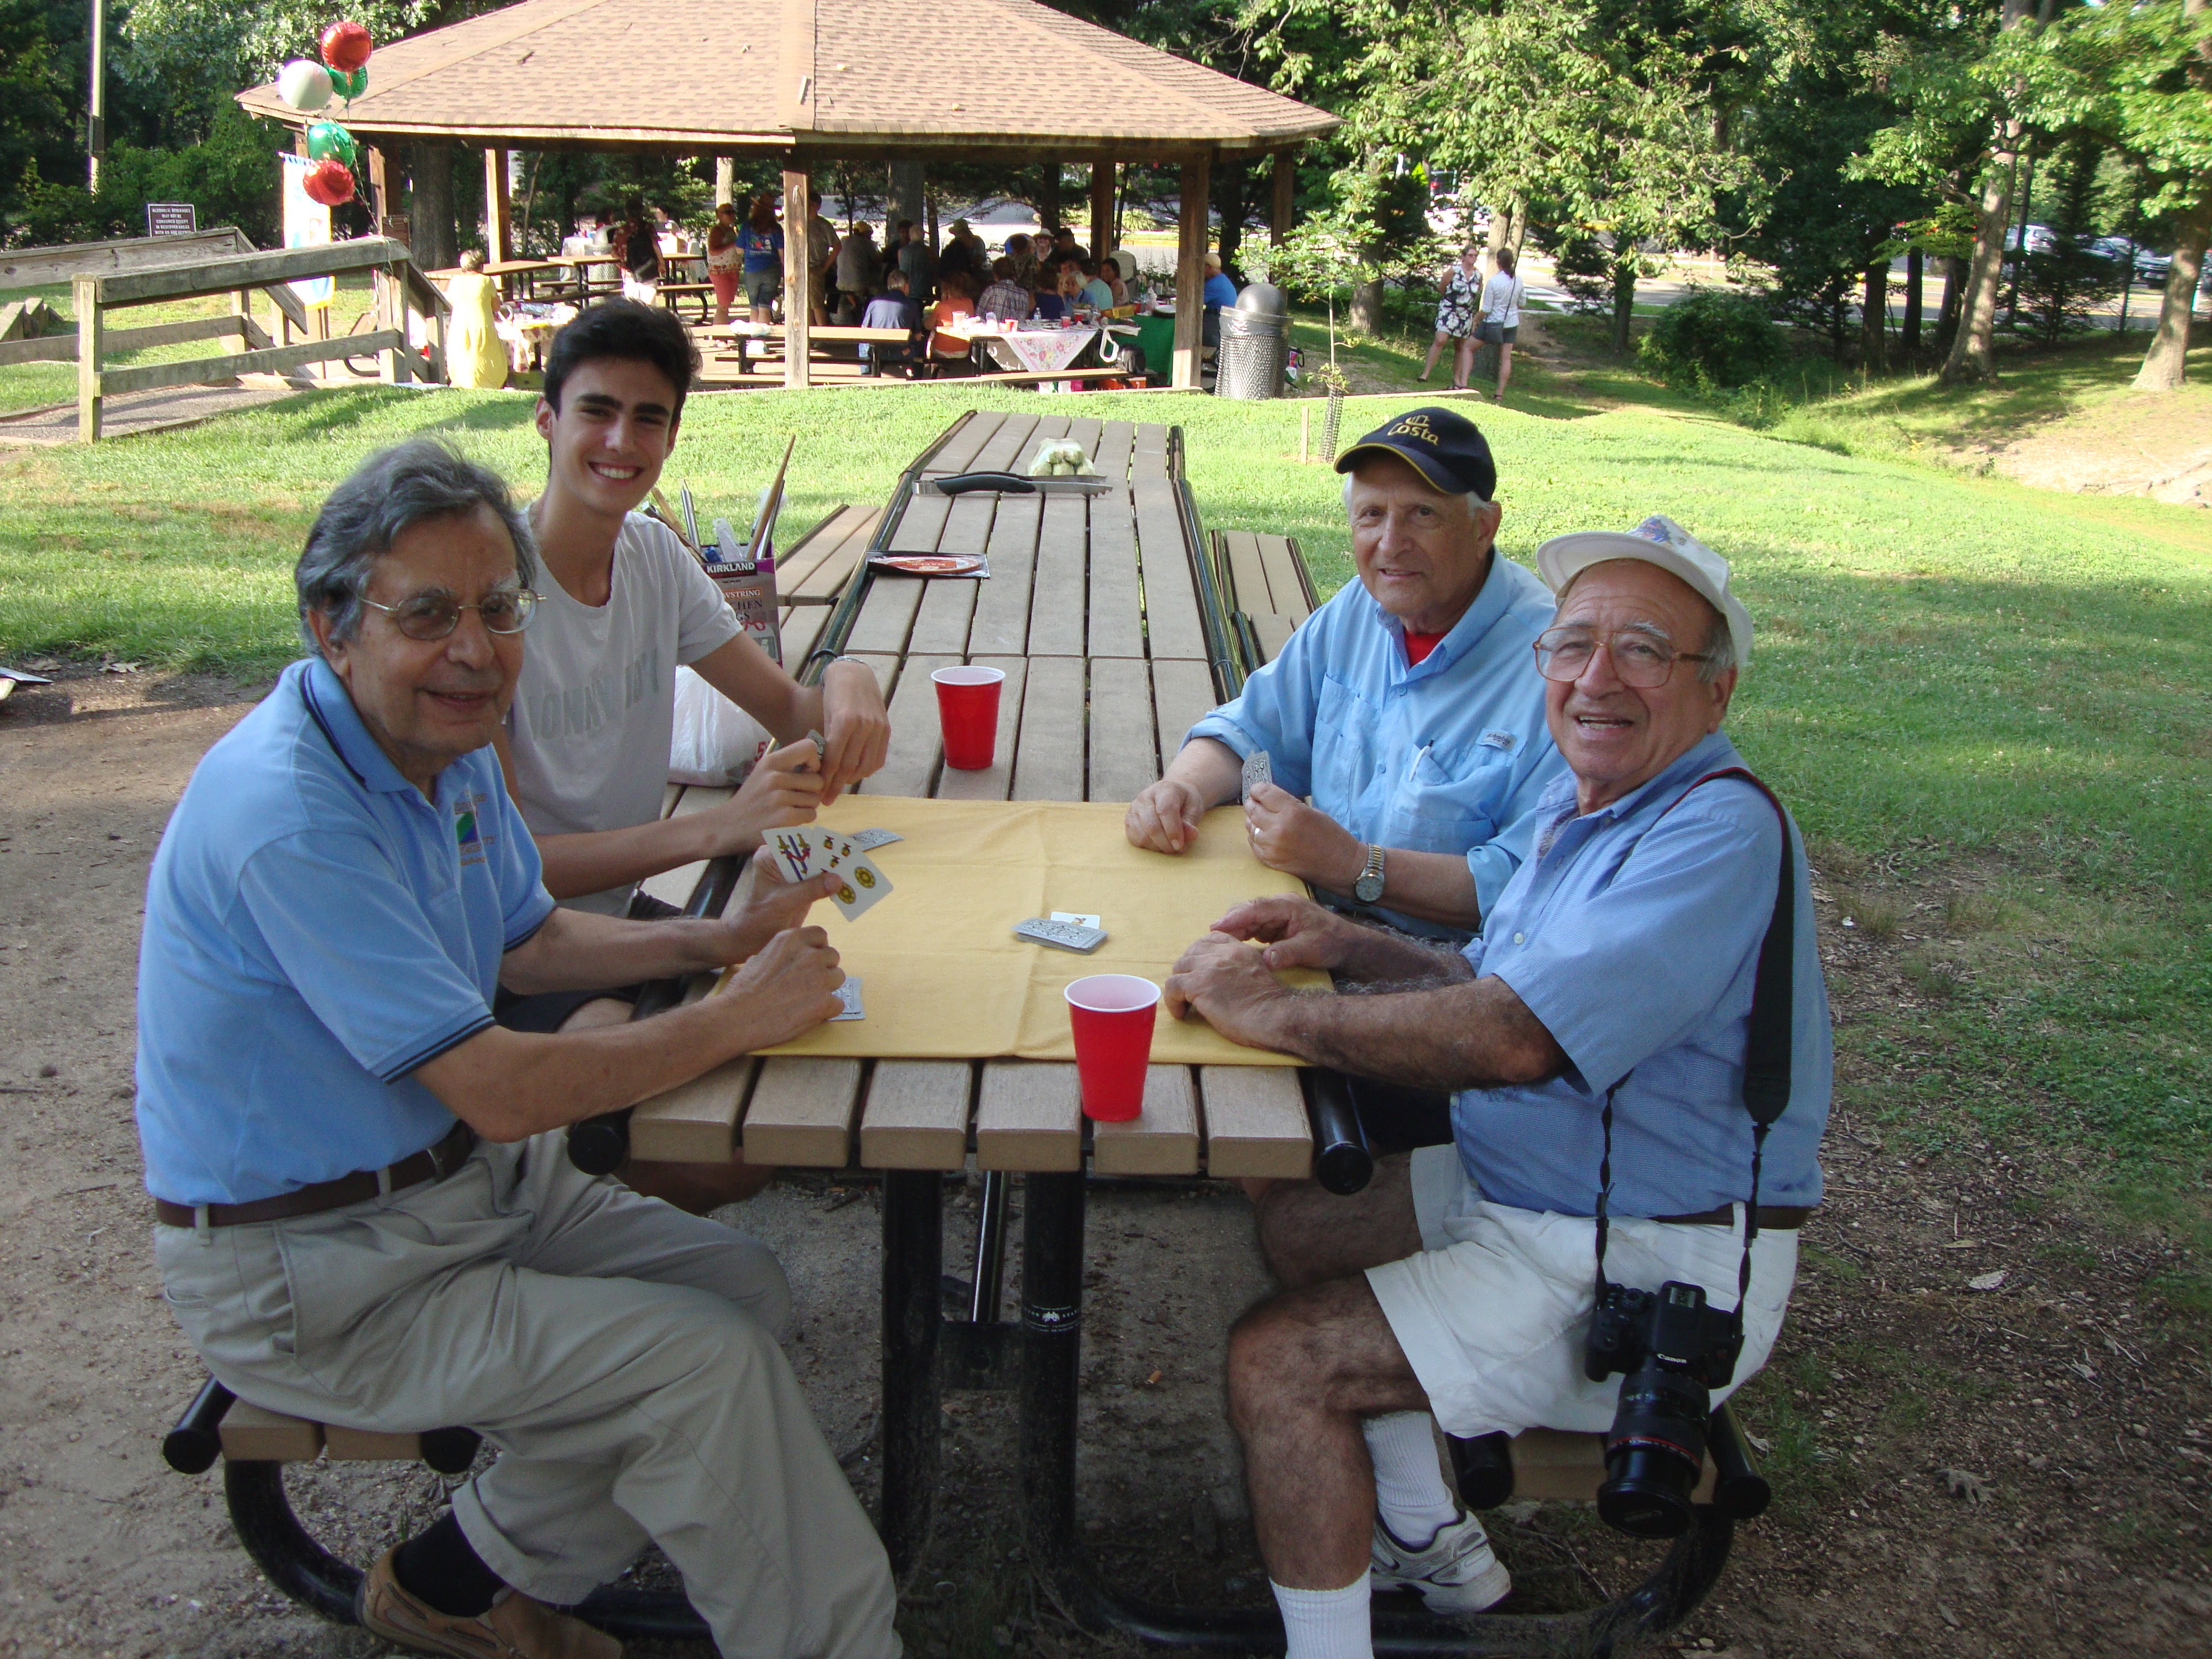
[2,361,2209,1285]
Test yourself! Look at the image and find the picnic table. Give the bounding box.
[426,257,562,300]
[940,319,1105,378]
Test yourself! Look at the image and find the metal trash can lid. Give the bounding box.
[1232,281,1288,316]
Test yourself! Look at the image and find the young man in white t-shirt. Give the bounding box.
[494,300,891,1209]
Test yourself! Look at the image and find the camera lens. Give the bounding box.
[1597,1367,1710,1540]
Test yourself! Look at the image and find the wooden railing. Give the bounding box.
[56,236,449,442]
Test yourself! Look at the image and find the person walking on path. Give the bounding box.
[1477,248,1525,404]
[1420,246,1484,389]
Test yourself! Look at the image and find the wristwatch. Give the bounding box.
[1352,842,1386,905]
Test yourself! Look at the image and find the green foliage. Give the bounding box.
[1638,287,1788,387]
[1265,165,1438,302]
[2046,0,2212,225]
[7,107,281,246]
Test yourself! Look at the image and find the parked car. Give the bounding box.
[2003,222,2059,256]
[2132,248,2173,285]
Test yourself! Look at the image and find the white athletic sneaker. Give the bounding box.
[1369,1511,1512,1614]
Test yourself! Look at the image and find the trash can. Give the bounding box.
[1216,281,1289,400]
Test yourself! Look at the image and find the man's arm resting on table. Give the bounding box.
[1126,737,1244,853]
[1243,786,1483,931]
[1272,976,1563,1093]
[420,922,843,1142]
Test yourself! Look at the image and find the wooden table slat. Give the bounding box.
[1249,612,1298,665]
[1063,416,1105,456]
[862,652,958,796]
[906,578,980,658]
[967,496,1041,656]
[922,410,1006,477]
[639,784,732,909]
[1086,497,1146,660]
[325,1424,425,1462]
[975,1060,1083,1172]
[1148,658,1218,768]
[937,494,998,560]
[1133,478,1209,663]
[779,603,833,666]
[786,507,880,604]
[743,1057,865,1167]
[1221,529,1271,614]
[886,491,952,555]
[1091,1065,1202,1176]
[1132,422,1170,455]
[777,504,862,591]
[971,412,1042,474]
[842,574,927,657]
[1091,421,1135,482]
[1197,1066,1313,1179]
[1027,413,1073,445]
[1026,497,1090,657]
[1011,655,1086,802]
[1258,534,1315,620]
[630,1056,756,1164]
[220,1404,324,1463]
[1086,659,1159,803]
[858,1058,974,1170]
[935,656,1027,801]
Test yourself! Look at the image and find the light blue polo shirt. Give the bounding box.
[135,657,555,1207]
[1186,552,1564,935]
[1455,731,1832,1219]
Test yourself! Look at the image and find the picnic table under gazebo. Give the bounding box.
[234,0,1338,391]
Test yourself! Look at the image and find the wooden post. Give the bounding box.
[1089,161,1114,260]
[1271,150,1296,248]
[74,273,101,442]
[484,148,512,265]
[783,165,812,389]
[1173,152,1210,390]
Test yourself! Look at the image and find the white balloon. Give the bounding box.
[277,58,333,111]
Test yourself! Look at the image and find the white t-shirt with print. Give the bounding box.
[507,512,743,913]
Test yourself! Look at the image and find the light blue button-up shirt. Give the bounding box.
[1186,552,1565,936]
[135,658,555,1206]
[1455,731,1832,1219]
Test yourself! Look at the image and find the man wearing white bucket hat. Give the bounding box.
[1166,516,1829,1659]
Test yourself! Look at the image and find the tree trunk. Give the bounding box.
[1350,270,1386,336]
[2133,184,2210,389]
[1609,262,1635,354]
[714,158,734,208]
[1861,262,1888,372]
[1903,248,1923,361]
[1484,198,1509,277]
[1506,197,1527,260]
[1934,255,1964,357]
[410,142,457,273]
[1217,161,1248,282]
[1943,0,2034,385]
[1037,160,1062,233]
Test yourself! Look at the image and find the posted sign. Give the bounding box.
[145,203,197,237]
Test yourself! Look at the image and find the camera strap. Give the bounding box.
[1592,768,1796,1350]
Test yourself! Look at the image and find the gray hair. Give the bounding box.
[296,439,535,653]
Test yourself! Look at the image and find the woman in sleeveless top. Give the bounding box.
[1421,246,1484,390]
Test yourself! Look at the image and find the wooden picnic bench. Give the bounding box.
[1212,528,1319,667]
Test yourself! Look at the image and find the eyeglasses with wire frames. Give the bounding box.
[1532,624,1712,688]
[361,587,541,641]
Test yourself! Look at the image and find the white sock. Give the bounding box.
[1272,1575,1373,1659]
[1362,1411,1459,1550]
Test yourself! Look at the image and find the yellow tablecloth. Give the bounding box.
[748,796,1323,1064]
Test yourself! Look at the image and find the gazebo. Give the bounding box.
[237,0,1339,389]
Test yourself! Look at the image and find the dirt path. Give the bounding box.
[3,669,2210,1658]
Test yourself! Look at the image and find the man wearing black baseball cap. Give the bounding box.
[1129,405,1564,945]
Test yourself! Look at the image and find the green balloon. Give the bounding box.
[326,64,368,100]
[305,121,357,166]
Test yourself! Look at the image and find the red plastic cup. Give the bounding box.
[1065,974,1160,1122]
[932,666,1005,770]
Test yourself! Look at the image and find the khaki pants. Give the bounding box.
[156,1133,900,1659]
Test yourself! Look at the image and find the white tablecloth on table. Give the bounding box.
[945,321,1099,374]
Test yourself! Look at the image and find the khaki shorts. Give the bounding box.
[1365,1145,1797,1439]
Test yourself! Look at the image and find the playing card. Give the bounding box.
[831,975,864,1021]
[765,826,821,885]
[806,728,826,758]
[1015,917,1108,953]
[1050,912,1102,930]
[847,827,904,851]
[822,851,891,920]
[1243,749,1274,801]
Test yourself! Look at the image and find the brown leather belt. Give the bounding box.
[1651,1203,1812,1230]
[154,1121,477,1229]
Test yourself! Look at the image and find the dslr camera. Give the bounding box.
[1583,1279,1743,1538]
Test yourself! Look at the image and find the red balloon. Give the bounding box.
[301,157,356,207]
[320,20,373,73]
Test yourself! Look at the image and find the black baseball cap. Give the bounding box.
[1333,406,1496,501]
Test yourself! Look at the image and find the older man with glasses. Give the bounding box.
[135,439,900,1659]
[1165,517,1831,1659]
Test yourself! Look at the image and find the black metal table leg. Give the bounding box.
[879,1167,943,1582]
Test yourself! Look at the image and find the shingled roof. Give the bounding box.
[236,0,1338,158]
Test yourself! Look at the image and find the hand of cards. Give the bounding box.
[765,826,898,920]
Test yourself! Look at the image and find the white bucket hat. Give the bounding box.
[1535,514,1753,667]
